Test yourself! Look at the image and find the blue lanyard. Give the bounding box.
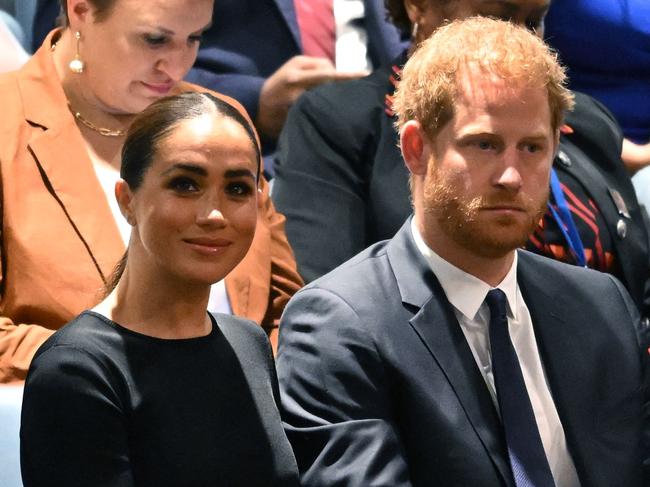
[547,168,587,267]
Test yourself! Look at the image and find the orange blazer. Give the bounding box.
[0,32,303,383]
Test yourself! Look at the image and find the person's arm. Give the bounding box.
[0,318,55,383]
[188,53,365,142]
[623,139,650,175]
[272,86,375,282]
[20,345,134,487]
[0,166,55,383]
[277,288,413,486]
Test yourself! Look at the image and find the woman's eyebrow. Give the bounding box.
[161,163,208,176]
[224,169,256,180]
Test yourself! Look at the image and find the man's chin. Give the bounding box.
[452,223,533,259]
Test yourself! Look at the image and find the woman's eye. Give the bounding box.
[144,34,169,46]
[188,34,203,45]
[169,177,199,193]
[226,182,253,197]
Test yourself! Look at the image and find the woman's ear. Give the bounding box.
[400,120,430,177]
[403,0,427,25]
[115,179,136,226]
[66,0,93,29]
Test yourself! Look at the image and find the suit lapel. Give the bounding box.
[388,221,514,487]
[18,34,124,282]
[273,0,302,50]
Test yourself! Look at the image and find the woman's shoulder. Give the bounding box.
[211,313,273,363]
[32,312,123,366]
[212,313,268,343]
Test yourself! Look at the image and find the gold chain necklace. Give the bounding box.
[51,35,127,137]
[67,102,127,137]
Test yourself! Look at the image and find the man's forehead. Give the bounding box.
[454,65,543,108]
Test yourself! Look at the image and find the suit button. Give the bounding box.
[641,317,650,329]
[616,219,627,239]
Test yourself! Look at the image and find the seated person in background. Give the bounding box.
[272,0,650,321]
[184,0,407,174]
[0,0,302,384]
[544,0,650,173]
[0,10,29,72]
[21,92,300,486]
[277,18,650,486]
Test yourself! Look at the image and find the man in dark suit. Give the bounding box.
[276,17,649,487]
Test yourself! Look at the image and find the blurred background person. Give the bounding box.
[0,1,30,72]
[0,0,303,384]
[0,10,28,72]
[21,92,300,486]
[32,0,408,176]
[544,0,650,174]
[184,0,408,175]
[271,0,650,320]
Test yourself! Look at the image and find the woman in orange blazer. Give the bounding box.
[0,0,302,383]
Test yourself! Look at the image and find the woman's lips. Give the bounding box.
[141,81,174,95]
[183,238,232,256]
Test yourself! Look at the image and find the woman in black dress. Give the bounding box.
[20,92,300,486]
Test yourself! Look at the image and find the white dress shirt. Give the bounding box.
[411,219,581,487]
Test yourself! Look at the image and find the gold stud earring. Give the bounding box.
[69,31,85,74]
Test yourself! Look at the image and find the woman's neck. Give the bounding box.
[52,29,134,141]
[94,265,213,340]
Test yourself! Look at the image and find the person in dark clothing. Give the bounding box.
[271,0,650,321]
[20,92,300,487]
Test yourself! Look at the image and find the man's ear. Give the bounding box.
[115,179,136,226]
[400,120,430,177]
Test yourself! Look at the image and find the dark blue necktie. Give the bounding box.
[486,289,556,487]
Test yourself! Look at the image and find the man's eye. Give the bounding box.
[524,144,542,153]
[169,177,199,193]
[477,140,496,151]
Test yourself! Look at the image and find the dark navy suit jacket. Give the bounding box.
[277,221,650,486]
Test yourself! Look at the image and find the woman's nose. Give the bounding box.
[196,207,227,227]
[155,47,195,82]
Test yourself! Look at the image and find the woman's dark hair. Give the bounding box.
[104,92,261,294]
[59,0,116,25]
[385,0,411,34]
[121,92,261,190]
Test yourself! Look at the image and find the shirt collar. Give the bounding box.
[410,218,519,321]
